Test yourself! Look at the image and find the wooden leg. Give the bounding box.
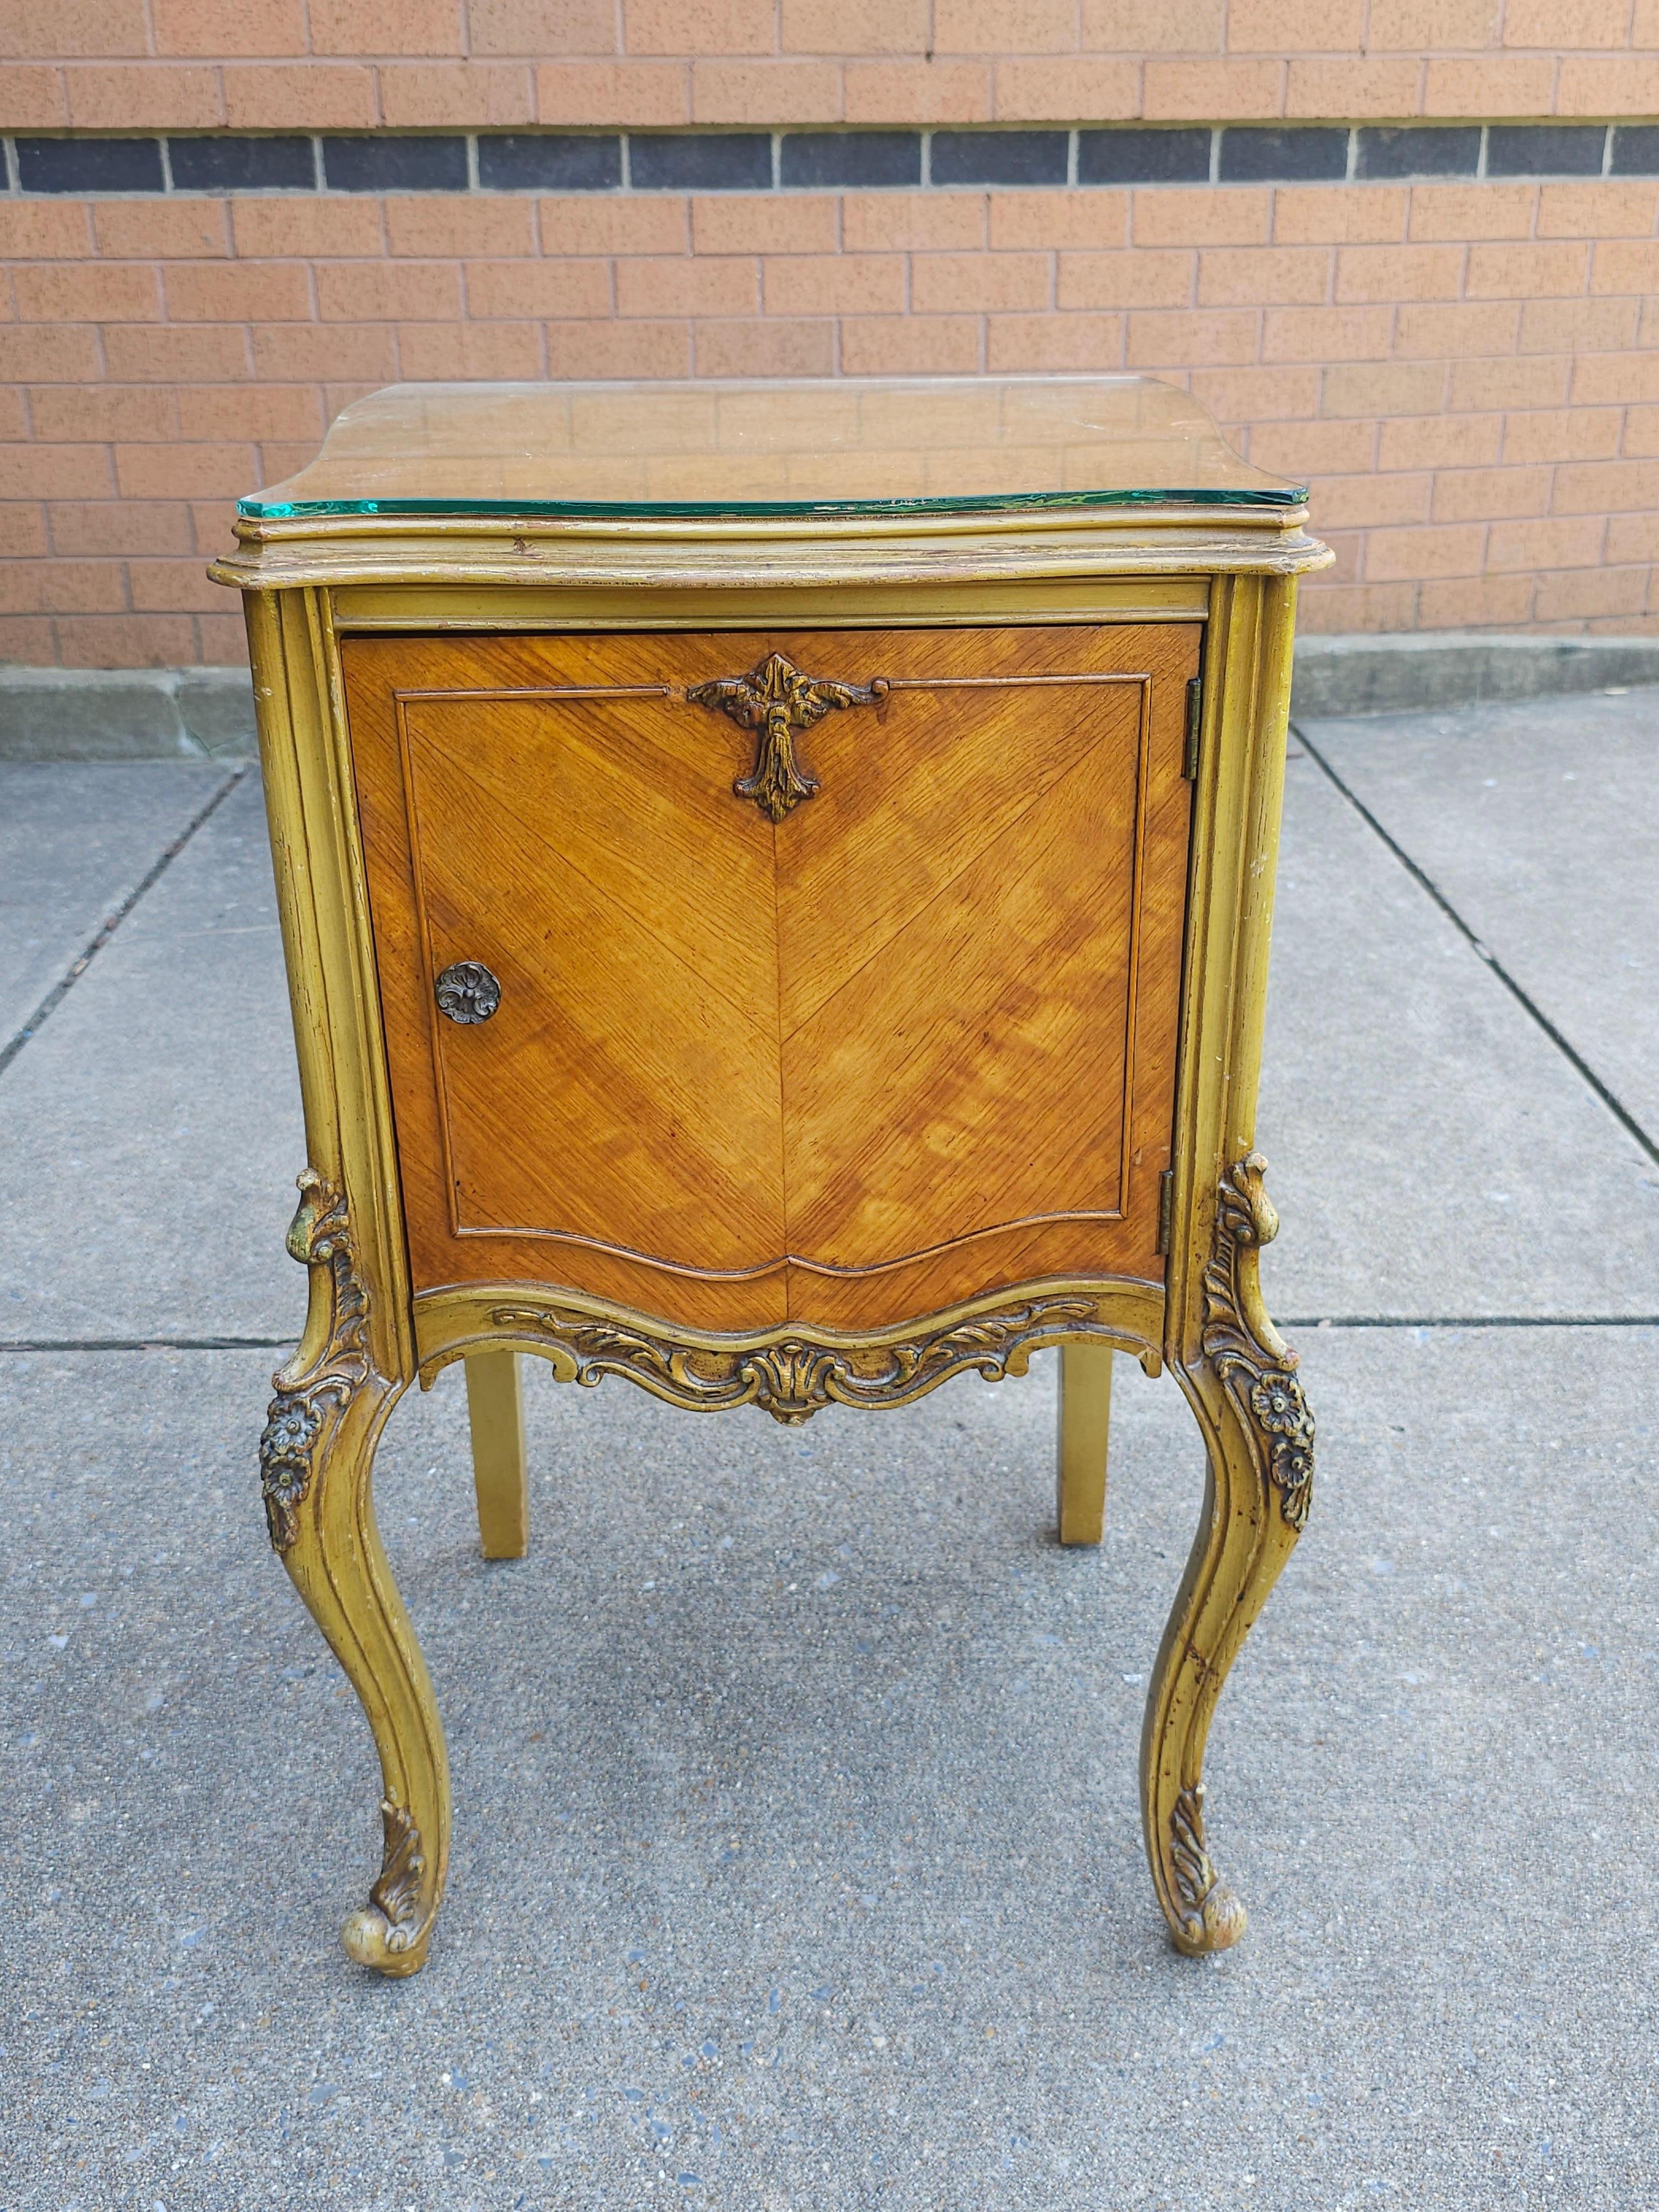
[260,1171,450,1976]
[1056,1341,1113,1545]
[1141,1155,1313,1956]
[466,1349,528,1560]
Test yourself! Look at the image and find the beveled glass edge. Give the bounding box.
[240,483,1307,520]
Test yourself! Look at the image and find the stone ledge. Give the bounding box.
[1290,632,1659,719]
[4,634,1658,759]
[0,665,258,763]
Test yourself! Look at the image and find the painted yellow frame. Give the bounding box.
[216,493,1328,1976]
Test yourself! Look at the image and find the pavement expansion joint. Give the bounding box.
[1290,720,1659,1172]
[1284,1314,1659,1330]
[0,1335,298,1352]
[0,762,248,1081]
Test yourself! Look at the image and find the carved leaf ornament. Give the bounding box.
[339,1797,429,1968]
[368,1799,425,1948]
[489,1293,1103,1425]
[687,650,886,821]
[258,1170,371,1552]
[1201,1152,1315,1531]
[1170,1782,1248,1949]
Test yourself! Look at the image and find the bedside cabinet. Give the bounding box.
[212,375,1329,1975]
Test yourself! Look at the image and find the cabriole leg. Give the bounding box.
[1056,1340,1113,1545]
[466,1349,529,1560]
[260,1171,450,1976]
[1141,1154,1314,1955]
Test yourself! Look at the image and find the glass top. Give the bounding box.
[240,377,1304,521]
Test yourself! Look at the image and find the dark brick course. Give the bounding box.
[780,133,921,188]
[15,137,164,192]
[1077,129,1212,185]
[1218,128,1348,182]
[1,122,1642,200]
[322,135,469,191]
[1355,127,1481,180]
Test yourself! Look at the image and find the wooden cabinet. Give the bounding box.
[215,375,1329,1978]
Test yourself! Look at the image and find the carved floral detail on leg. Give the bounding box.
[1200,1151,1315,1532]
[489,1295,1104,1425]
[259,1170,370,1552]
[1170,1782,1248,1952]
[341,1798,427,1968]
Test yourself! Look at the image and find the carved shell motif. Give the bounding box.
[489,1294,1105,1425]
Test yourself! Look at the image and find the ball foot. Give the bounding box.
[340,1799,433,1975]
[1170,1881,1248,1957]
[342,1903,430,1976]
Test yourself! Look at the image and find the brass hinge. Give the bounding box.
[1183,677,1203,780]
[1156,1168,1175,1256]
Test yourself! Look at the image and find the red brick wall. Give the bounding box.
[4,3,1658,666]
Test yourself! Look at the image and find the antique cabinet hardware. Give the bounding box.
[1156,1168,1175,1256]
[686,649,886,821]
[434,961,502,1025]
[1183,676,1204,781]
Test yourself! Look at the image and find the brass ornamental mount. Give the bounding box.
[687,650,886,822]
[435,961,502,1025]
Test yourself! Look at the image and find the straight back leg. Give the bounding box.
[465,1349,529,1559]
[1056,1340,1113,1546]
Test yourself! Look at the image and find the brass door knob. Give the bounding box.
[434,961,501,1025]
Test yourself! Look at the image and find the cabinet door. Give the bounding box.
[345,623,1198,1334]
[347,632,789,1329]
[773,623,1196,1328]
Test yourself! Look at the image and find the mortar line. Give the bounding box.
[1289,721,1659,1172]
[0,765,250,1082]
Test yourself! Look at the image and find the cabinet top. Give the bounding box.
[241,375,1302,523]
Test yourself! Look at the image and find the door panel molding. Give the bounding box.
[346,625,1197,1333]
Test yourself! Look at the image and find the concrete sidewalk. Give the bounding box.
[3,689,1657,2211]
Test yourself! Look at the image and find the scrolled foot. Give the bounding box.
[342,1905,431,1977]
[1167,1783,1248,1957]
[341,1798,434,1978]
